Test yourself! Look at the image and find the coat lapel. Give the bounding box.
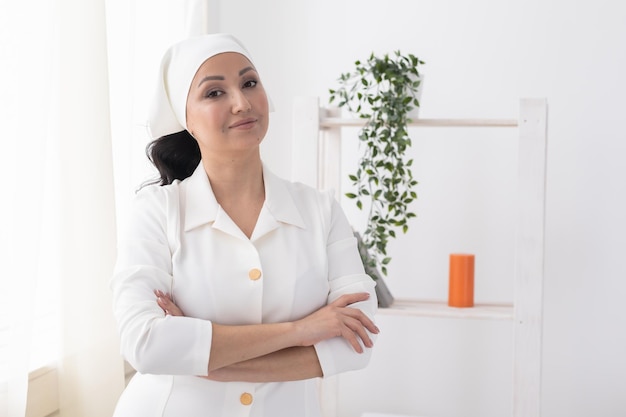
[182,163,307,241]
[251,166,306,241]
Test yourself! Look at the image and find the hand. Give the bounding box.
[294,293,379,353]
[155,290,185,316]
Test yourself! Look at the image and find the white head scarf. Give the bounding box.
[147,33,268,139]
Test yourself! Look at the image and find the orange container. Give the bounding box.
[448,253,475,307]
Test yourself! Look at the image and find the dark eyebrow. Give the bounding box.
[197,67,257,88]
[197,75,224,87]
[239,66,255,76]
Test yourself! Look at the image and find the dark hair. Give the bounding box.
[145,130,201,186]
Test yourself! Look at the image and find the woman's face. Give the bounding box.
[185,52,269,159]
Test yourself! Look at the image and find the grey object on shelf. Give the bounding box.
[354,231,395,308]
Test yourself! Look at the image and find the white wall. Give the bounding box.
[217,1,626,416]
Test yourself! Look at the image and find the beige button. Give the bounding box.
[248,268,262,280]
[240,392,253,405]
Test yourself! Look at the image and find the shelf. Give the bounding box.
[378,299,514,321]
[293,97,547,416]
[320,117,518,129]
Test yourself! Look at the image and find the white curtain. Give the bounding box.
[1,0,127,415]
[1,0,125,415]
[53,0,126,415]
[1,0,64,415]
[1,1,216,416]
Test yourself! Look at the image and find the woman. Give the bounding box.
[110,33,379,417]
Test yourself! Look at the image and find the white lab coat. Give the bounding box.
[111,163,377,417]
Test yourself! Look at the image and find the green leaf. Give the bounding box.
[333,50,424,275]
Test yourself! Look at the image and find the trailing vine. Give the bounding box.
[329,51,424,276]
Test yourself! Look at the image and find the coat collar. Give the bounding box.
[183,162,306,238]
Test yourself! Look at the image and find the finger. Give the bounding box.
[345,317,373,348]
[340,307,380,334]
[168,302,184,316]
[156,296,169,314]
[341,326,364,353]
[331,292,370,308]
[155,289,172,302]
[157,295,184,316]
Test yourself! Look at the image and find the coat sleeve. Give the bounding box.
[313,195,378,377]
[110,185,213,376]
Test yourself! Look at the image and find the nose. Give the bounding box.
[231,90,251,114]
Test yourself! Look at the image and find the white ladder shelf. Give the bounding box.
[292,97,547,417]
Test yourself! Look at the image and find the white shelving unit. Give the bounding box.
[292,97,548,417]
[378,299,514,321]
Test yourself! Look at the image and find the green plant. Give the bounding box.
[329,51,424,276]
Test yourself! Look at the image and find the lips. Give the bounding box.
[229,117,257,129]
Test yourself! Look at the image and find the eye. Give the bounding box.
[205,89,224,99]
[242,79,258,88]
